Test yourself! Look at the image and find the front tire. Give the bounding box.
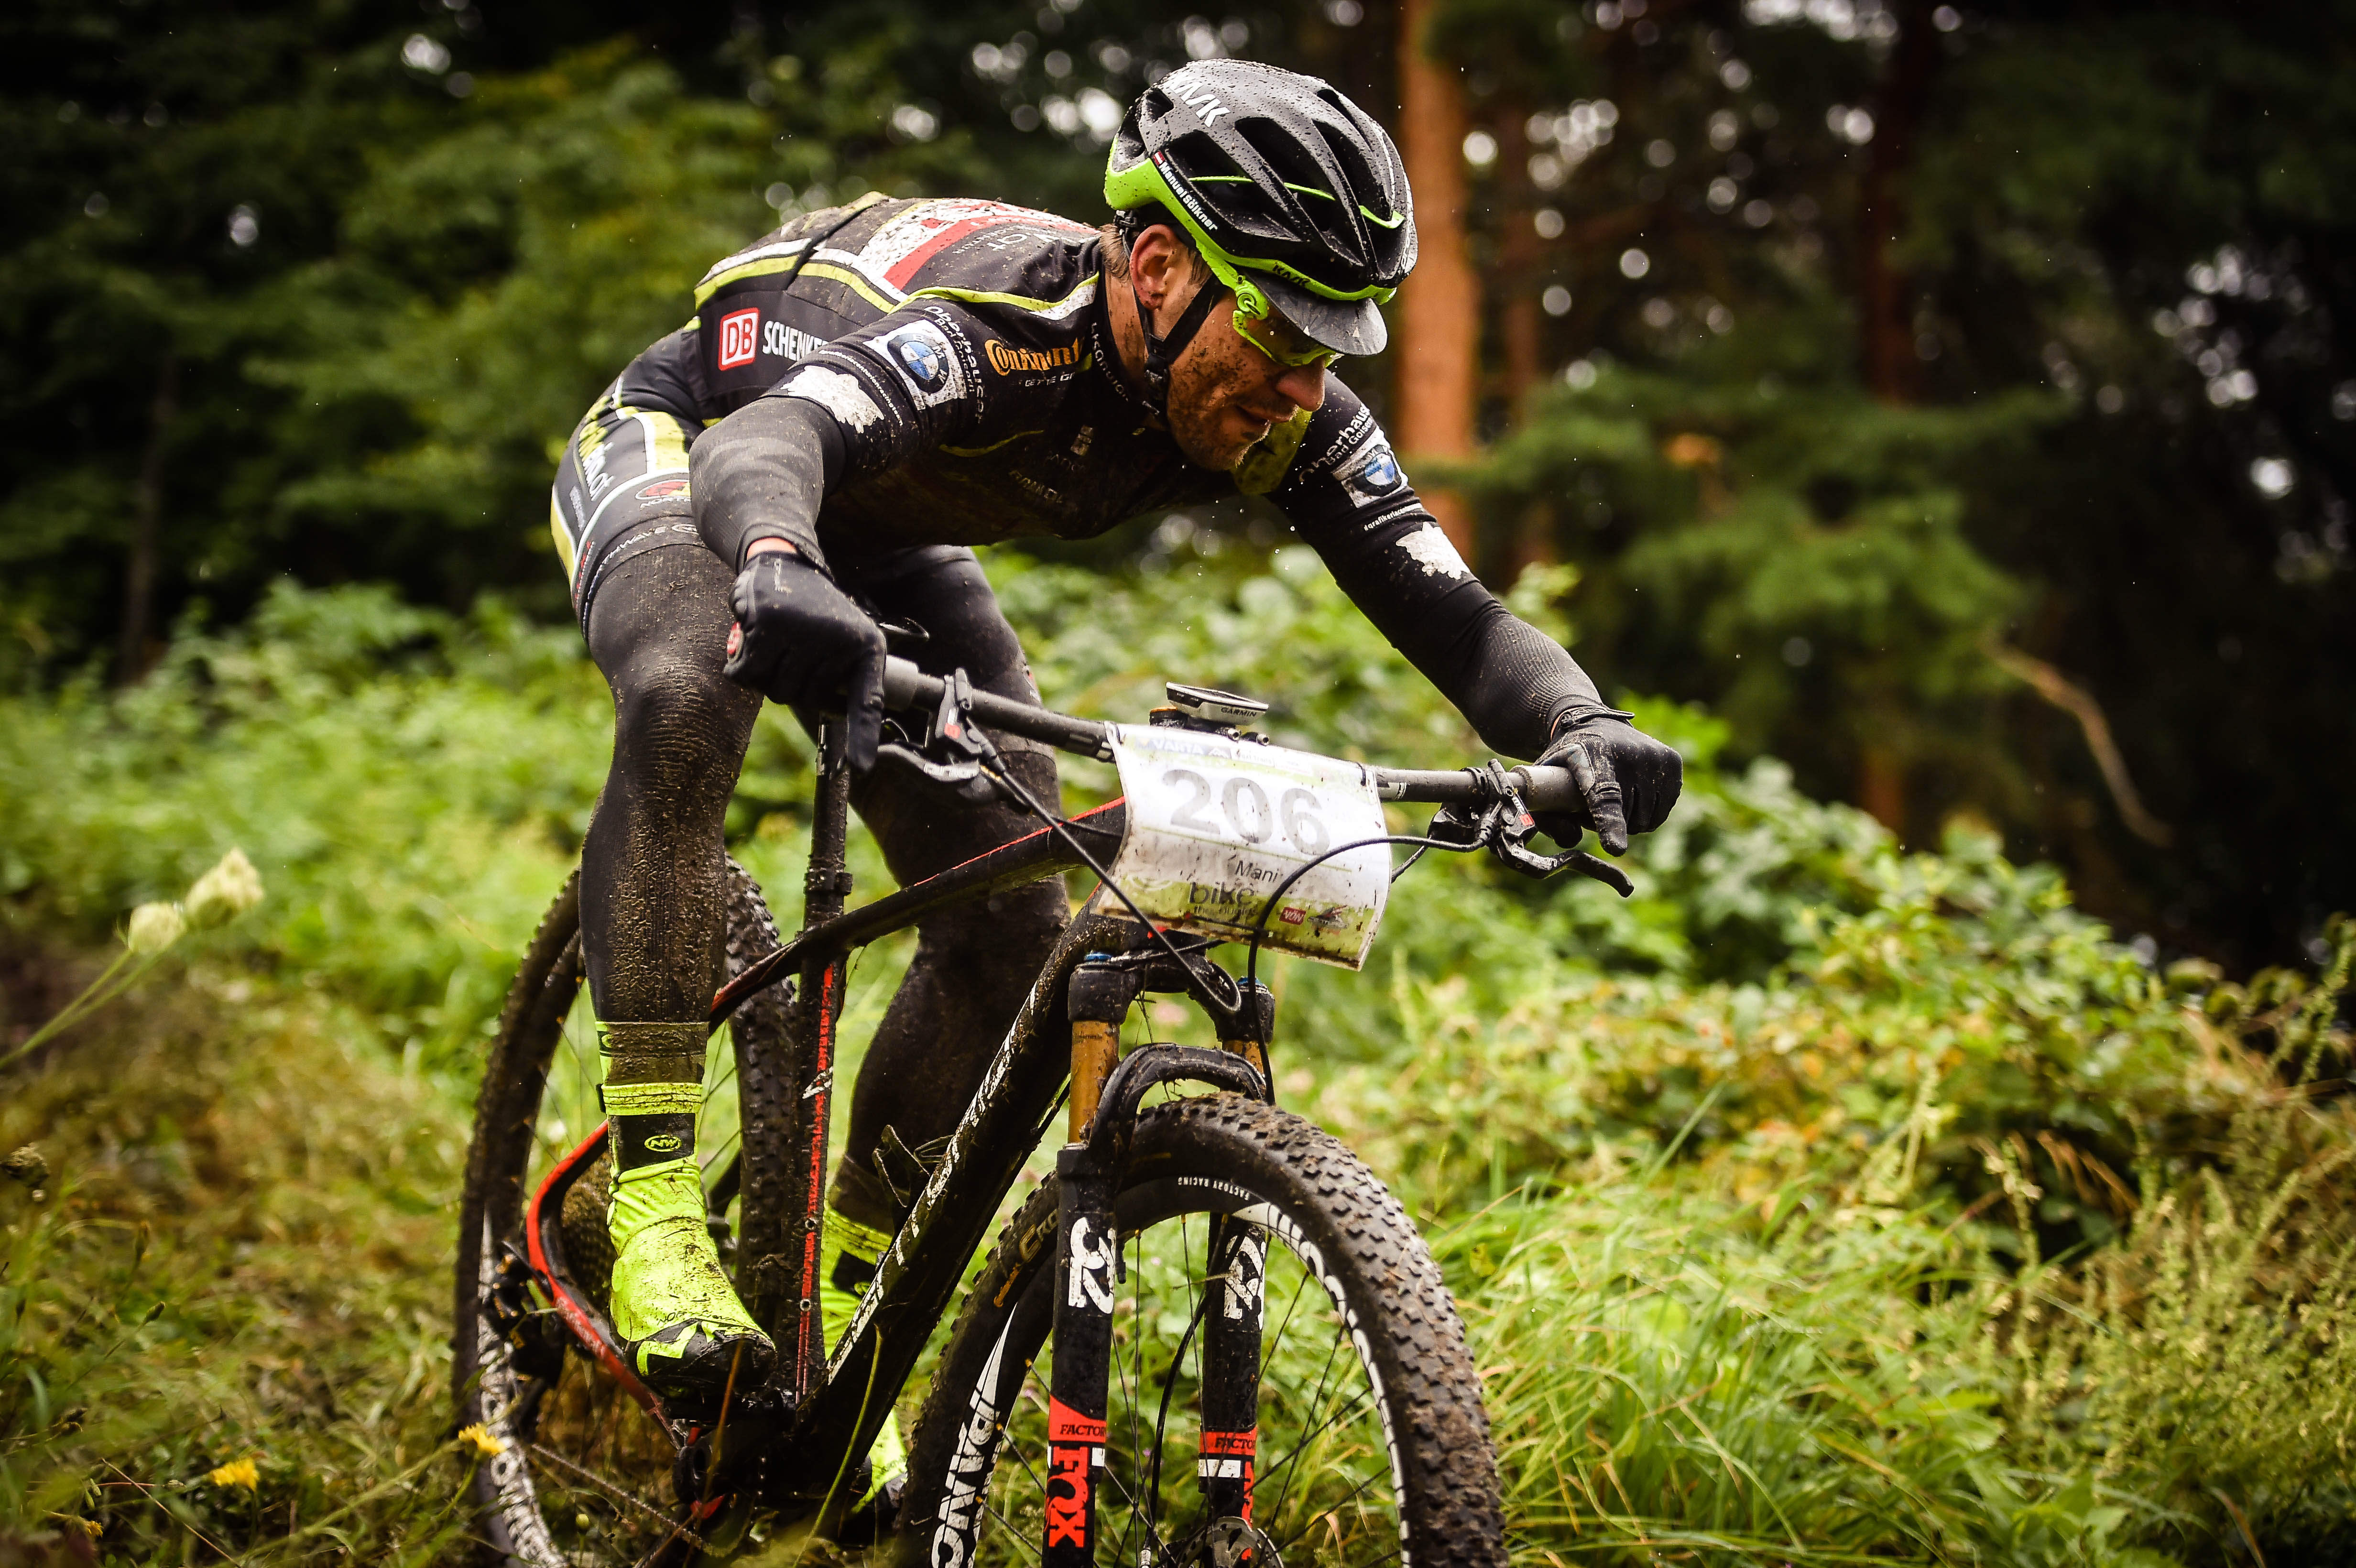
[895,1094,1506,1568]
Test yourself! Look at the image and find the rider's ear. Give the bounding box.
[1134,226,1191,308]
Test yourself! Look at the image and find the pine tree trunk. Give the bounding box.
[1849,1,1943,834]
[1857,0,1940,404]
[1391,0,1480,558]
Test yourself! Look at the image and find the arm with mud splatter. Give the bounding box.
[1270,381,1605,762]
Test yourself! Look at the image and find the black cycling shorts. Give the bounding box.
[549,389,704,630]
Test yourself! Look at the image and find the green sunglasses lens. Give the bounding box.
[1237,307,1337,369]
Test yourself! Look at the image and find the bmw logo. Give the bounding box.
[1359,447,1402,492]
[897,337,945,390]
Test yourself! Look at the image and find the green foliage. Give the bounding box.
[1,571,2353,1562]
[0,583,603,1060]
[1462,362,2045,821]
[0,979,467,1560]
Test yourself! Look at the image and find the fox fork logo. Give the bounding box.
[1045,1397,1106,1552]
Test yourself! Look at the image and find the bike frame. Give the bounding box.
[699,723,1173,1517]
[511,663,1600,1544]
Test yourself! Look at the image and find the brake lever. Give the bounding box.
[1430,763,1636,898]
[876,667,1003,801]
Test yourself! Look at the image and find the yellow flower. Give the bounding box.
[185,848,265,929]
[126,902,186,956]
[457,1423,508,1458]
[204,1457,261,1491]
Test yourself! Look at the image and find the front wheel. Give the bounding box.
[894,1094,1506,1568]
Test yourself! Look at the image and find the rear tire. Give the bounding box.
[894,1094,1506,1568]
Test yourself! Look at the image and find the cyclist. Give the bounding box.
[547,60,1681,1501]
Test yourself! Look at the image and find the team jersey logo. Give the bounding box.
[1337,439,1406,508]
[873,318,969,409]
[635,477,688,502]
[717,307,761,370]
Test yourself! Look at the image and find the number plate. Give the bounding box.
[1105,725,1389,969]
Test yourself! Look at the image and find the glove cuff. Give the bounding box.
[1552,704,1635,737]
[747,543,837,585]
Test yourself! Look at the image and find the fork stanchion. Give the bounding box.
[1200,978,1275,1529]
[1046,1144,1113,1568]
[1067,958,1140,1143]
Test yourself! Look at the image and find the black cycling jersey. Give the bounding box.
[556,192,1603,761]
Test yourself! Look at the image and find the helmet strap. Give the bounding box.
[1136,272,1227,414]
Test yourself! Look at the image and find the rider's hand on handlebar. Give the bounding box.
[1532,711,1683,856]
[720,544,886,773]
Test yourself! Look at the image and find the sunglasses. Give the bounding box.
[1233,298,1341,371]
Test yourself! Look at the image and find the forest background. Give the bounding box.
[4,0,2356,1564]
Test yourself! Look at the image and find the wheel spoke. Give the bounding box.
[1254,1383,1376,1512]
[1266,1306,1354,1532]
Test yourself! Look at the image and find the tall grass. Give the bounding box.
[3,564,2352,1563]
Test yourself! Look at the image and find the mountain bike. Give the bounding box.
[454,658,1631,1568]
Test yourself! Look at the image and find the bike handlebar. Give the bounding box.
[880,656,1586,813]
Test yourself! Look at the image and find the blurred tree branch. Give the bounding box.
[1984,636,2173,848]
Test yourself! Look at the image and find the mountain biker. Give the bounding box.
[547,60,1681,1504]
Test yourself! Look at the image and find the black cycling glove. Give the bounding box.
[721,549,887,773]
[1531,709,1683,856]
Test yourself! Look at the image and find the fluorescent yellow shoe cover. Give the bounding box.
[608,1155,774,1404]
[822,1205,907,1493]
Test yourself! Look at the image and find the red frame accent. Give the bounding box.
[525,1122,668,1422]
[705,797,1128,1016]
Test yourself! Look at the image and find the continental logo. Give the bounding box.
[985,339,1083,377]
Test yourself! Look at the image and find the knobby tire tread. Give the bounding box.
[895,1094,1507,1568]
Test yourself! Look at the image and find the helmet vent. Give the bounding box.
[1236,116,1368,282]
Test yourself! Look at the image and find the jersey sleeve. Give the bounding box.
[782,301,1012,476]
[1270,380,1604,760]
[692,299,1022,573]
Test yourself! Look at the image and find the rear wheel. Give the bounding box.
[452,862,791,1567]
[895,1094,1506,1568]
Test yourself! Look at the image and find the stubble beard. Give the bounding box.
[1165,344,1266,472]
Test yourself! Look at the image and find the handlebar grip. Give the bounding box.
[881,654,934,712]
[1374,766,1580,811]
[882,655,1114,760]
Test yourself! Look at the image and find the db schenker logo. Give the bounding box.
[717,308,761,370]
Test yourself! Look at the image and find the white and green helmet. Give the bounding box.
[1104,60,1417,358]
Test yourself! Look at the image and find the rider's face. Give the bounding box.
[1163,273,1330,470]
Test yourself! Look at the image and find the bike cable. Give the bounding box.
[968,743,1251,1024]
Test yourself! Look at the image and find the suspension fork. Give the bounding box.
[1044,957,1141,1567]
[1199,980,1274,1529]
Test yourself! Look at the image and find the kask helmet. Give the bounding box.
[1104,61,1416,358]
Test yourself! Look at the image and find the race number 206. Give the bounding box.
[1154,767,1332,858]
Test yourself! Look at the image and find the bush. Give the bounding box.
[3,563,2351,1564]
